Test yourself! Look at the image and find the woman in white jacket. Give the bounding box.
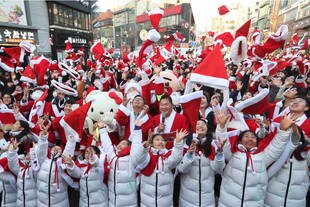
[265,126,309,207]
[98,121,141,207]
[215,111,295,207]
[132,121,188,207]
[36,129,77,207]
[177,119,225,207]
[0,156,17,207]
[63,142,108,207]
[7,139,40,207]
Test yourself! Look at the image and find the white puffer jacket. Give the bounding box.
[100,128,140,207]
[218,129,291,207]
[7,147,39,207]
[66,156,108,207]
[132,129,184,207]
[265,150,310,207]
[177,142,225,207]
[0,170,17,207]
[36,134,77,207]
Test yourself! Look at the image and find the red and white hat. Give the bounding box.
[189,46,229,90]
[214,32,234,47]
[0,55,23,72]
[30,55,50,87]
[2,46,25,63]
[155,40,174,65]
[148,9,164,31]
[0,104,16,125]
[65,39,74,53]
[60,101,92,142]
[218,5,230,15]
[137,29,161,68]
[59,62,80,80]
[124,80,142,94]
[252,28,262,45]
[19,41,36,53]
[91,41,105,60]
[235,88,271,115]
[179,91,204,131]
[230,36,248,65]
[51,80,78,97]
[172,31,185,42]
[235,19,251,39]
[20,65,36,85]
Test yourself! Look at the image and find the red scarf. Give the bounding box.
[140,149,172,176]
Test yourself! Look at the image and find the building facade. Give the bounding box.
[93,10,113,49]
[47,0,93,62]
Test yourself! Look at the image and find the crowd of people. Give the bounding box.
[0,13,310,207]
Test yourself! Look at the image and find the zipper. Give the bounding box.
[114,158,118,206]
[48,159,54,207]
[284,161,293,207]
[86,176,89,207]
[2,181,6,206]
[199,159,201,207]
[23,170,26,207]
[241,155,249,207]
[155,152,159,207]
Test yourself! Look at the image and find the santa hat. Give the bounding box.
[179,91,204,131]
[0,55,23,72]
[60,101,92,142]
[19,41,36,53]
[252,60,277,83]
[91,41,105,60]
[235,88,271,115]
[218,5,230,15]
[124,81,142,94]
[172,31,185,42]
[290,33,299,46]
[137,29,161,68]
[28,89,48,124]
[59,62,80,80]
[0,157,9,173]
[20,65,36,85]
[189,46,229,90]
[300,38,310,50]
[227,99,249,131]
[155,40,174,65]
[230,36,248,65]
[31,55,50,87]
[0,104,16,125]
[86,59,92,68]
[65,39,74,53]
[75,64,84,73]
[214,32,234,47]
[148,9,164,31]
[252,28,262,45]
[208,31,215,38]
[235,19,251,38]
[3,46,25,63]
[78,45,85,55]
[243,59,254,70]
[51,80,78,97]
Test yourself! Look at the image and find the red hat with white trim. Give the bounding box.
[65,39,74,53]
[58,62,80,80]
[235,88,271,115]
[91,41,105,60]
[172,31,185,42]
[137,29,161,68]
[230,36,248,65]
[214,32,234,47]
[60,101,92,142]
[190,45,229,90]
[51,80,78,97]
[235,19,251,39]
[19,41,36,53]
[21,65,36,85]
[148,9,164,31]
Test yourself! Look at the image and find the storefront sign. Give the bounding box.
[0,27,37,45]
[71,37,87,44]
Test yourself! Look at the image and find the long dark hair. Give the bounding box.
[14,120,30,141]
[195,119,213,158]
[293,127,308,161]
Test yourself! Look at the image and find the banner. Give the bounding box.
[0,0,27,26]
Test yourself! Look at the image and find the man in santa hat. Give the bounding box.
[44,89,69,119]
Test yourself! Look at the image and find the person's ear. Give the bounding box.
[304,106,309,112]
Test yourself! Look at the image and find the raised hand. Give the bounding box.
[216,139,227,153]
[280,114,296,131]
[13,103,19,114]
[62,155,73,168]
[214,110,231,129]
[41,124,50,136]
[135,119,144,127]
[122,95,130,107]
[175,129,189,143]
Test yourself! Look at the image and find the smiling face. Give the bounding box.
[132,96,144,112]
[116,140,130,152]
[12,121,22,132]
[196,120,208,138]
[152,135,166,150]
[239,131,258,150]
[2,94,12,105]
[284,87,298,99]
[159,98,173,117]
[289,98,309,113]
[84,146,95,161]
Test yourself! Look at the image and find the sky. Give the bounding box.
[95,0,252,32]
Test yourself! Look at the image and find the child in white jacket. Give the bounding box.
[63,142,108,207]
[177,119,225,207]
[132,119,188,207]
